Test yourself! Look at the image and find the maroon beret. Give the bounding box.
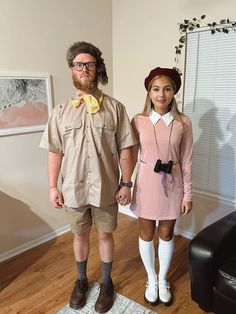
[144,67,181,94]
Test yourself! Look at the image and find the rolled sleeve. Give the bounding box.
[115,103,137,150]
[39,105,63,153]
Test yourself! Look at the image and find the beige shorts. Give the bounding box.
[64,203,118,233]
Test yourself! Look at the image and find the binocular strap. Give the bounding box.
[140,160,173,197]
[153,121,173,162]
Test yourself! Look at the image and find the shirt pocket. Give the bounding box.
[62,120,83,150]
[93,113,116,153]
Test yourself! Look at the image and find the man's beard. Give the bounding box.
[72,73,98,92]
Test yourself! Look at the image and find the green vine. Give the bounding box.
[174,15,236,70]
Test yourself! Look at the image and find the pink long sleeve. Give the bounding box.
[179,116,193,201]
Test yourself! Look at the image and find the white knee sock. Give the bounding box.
[139,237,157,283]
[158,237,174,282]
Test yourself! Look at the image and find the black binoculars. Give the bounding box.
[154,159,173,174]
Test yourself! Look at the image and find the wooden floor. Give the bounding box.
[0,213,211,314]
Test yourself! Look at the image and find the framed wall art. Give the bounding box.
[0,72,53,136]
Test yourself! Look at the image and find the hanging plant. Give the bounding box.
[174,15,236,71]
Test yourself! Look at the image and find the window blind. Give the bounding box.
[183,28,236,203]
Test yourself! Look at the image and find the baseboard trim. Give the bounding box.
[0,225,71,262]
[118,206,136,218]
[174,227,194,239]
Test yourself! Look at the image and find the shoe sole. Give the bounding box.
[144,294,159,306]
[95,305,113,313]
[159,298,172,306]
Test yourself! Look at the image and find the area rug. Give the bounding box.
[58,282,157,314]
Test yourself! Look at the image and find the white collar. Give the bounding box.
[149,109,174,126]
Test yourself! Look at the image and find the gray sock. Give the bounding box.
[76,260,87,280]
[101,261,113,285]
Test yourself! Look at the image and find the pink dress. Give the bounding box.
[130,114,193,220]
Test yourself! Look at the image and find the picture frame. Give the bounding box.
[0,72,53,136]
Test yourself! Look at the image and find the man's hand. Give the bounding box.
[49,187,63,208]
[116,186,131,206]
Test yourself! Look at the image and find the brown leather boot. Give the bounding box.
[95,280,114,313]
[69,278,89,309]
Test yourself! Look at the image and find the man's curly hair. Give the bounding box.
[66,41,108,85]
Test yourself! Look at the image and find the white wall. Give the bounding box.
[0,0,112,261]
[113,0,236,238]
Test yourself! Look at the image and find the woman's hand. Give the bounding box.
[181,200,192,215]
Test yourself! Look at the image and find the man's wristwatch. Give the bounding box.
[121,181,133,188]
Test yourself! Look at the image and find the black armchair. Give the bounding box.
[188,211,236,314]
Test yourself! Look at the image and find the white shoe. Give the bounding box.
[144,280,159,305]
[159,280,172,305]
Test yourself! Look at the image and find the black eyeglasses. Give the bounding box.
[72,62,96,71]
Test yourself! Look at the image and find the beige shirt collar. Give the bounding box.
[149,109,174,126]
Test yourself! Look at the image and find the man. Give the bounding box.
[40,41,136,313]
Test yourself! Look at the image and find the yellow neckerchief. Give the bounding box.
[71,92,103,113]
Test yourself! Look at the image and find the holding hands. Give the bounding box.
[116,186,131,206]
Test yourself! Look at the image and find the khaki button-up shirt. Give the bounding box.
[40,89,137,208]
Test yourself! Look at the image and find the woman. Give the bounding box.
[130,67,193,306]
